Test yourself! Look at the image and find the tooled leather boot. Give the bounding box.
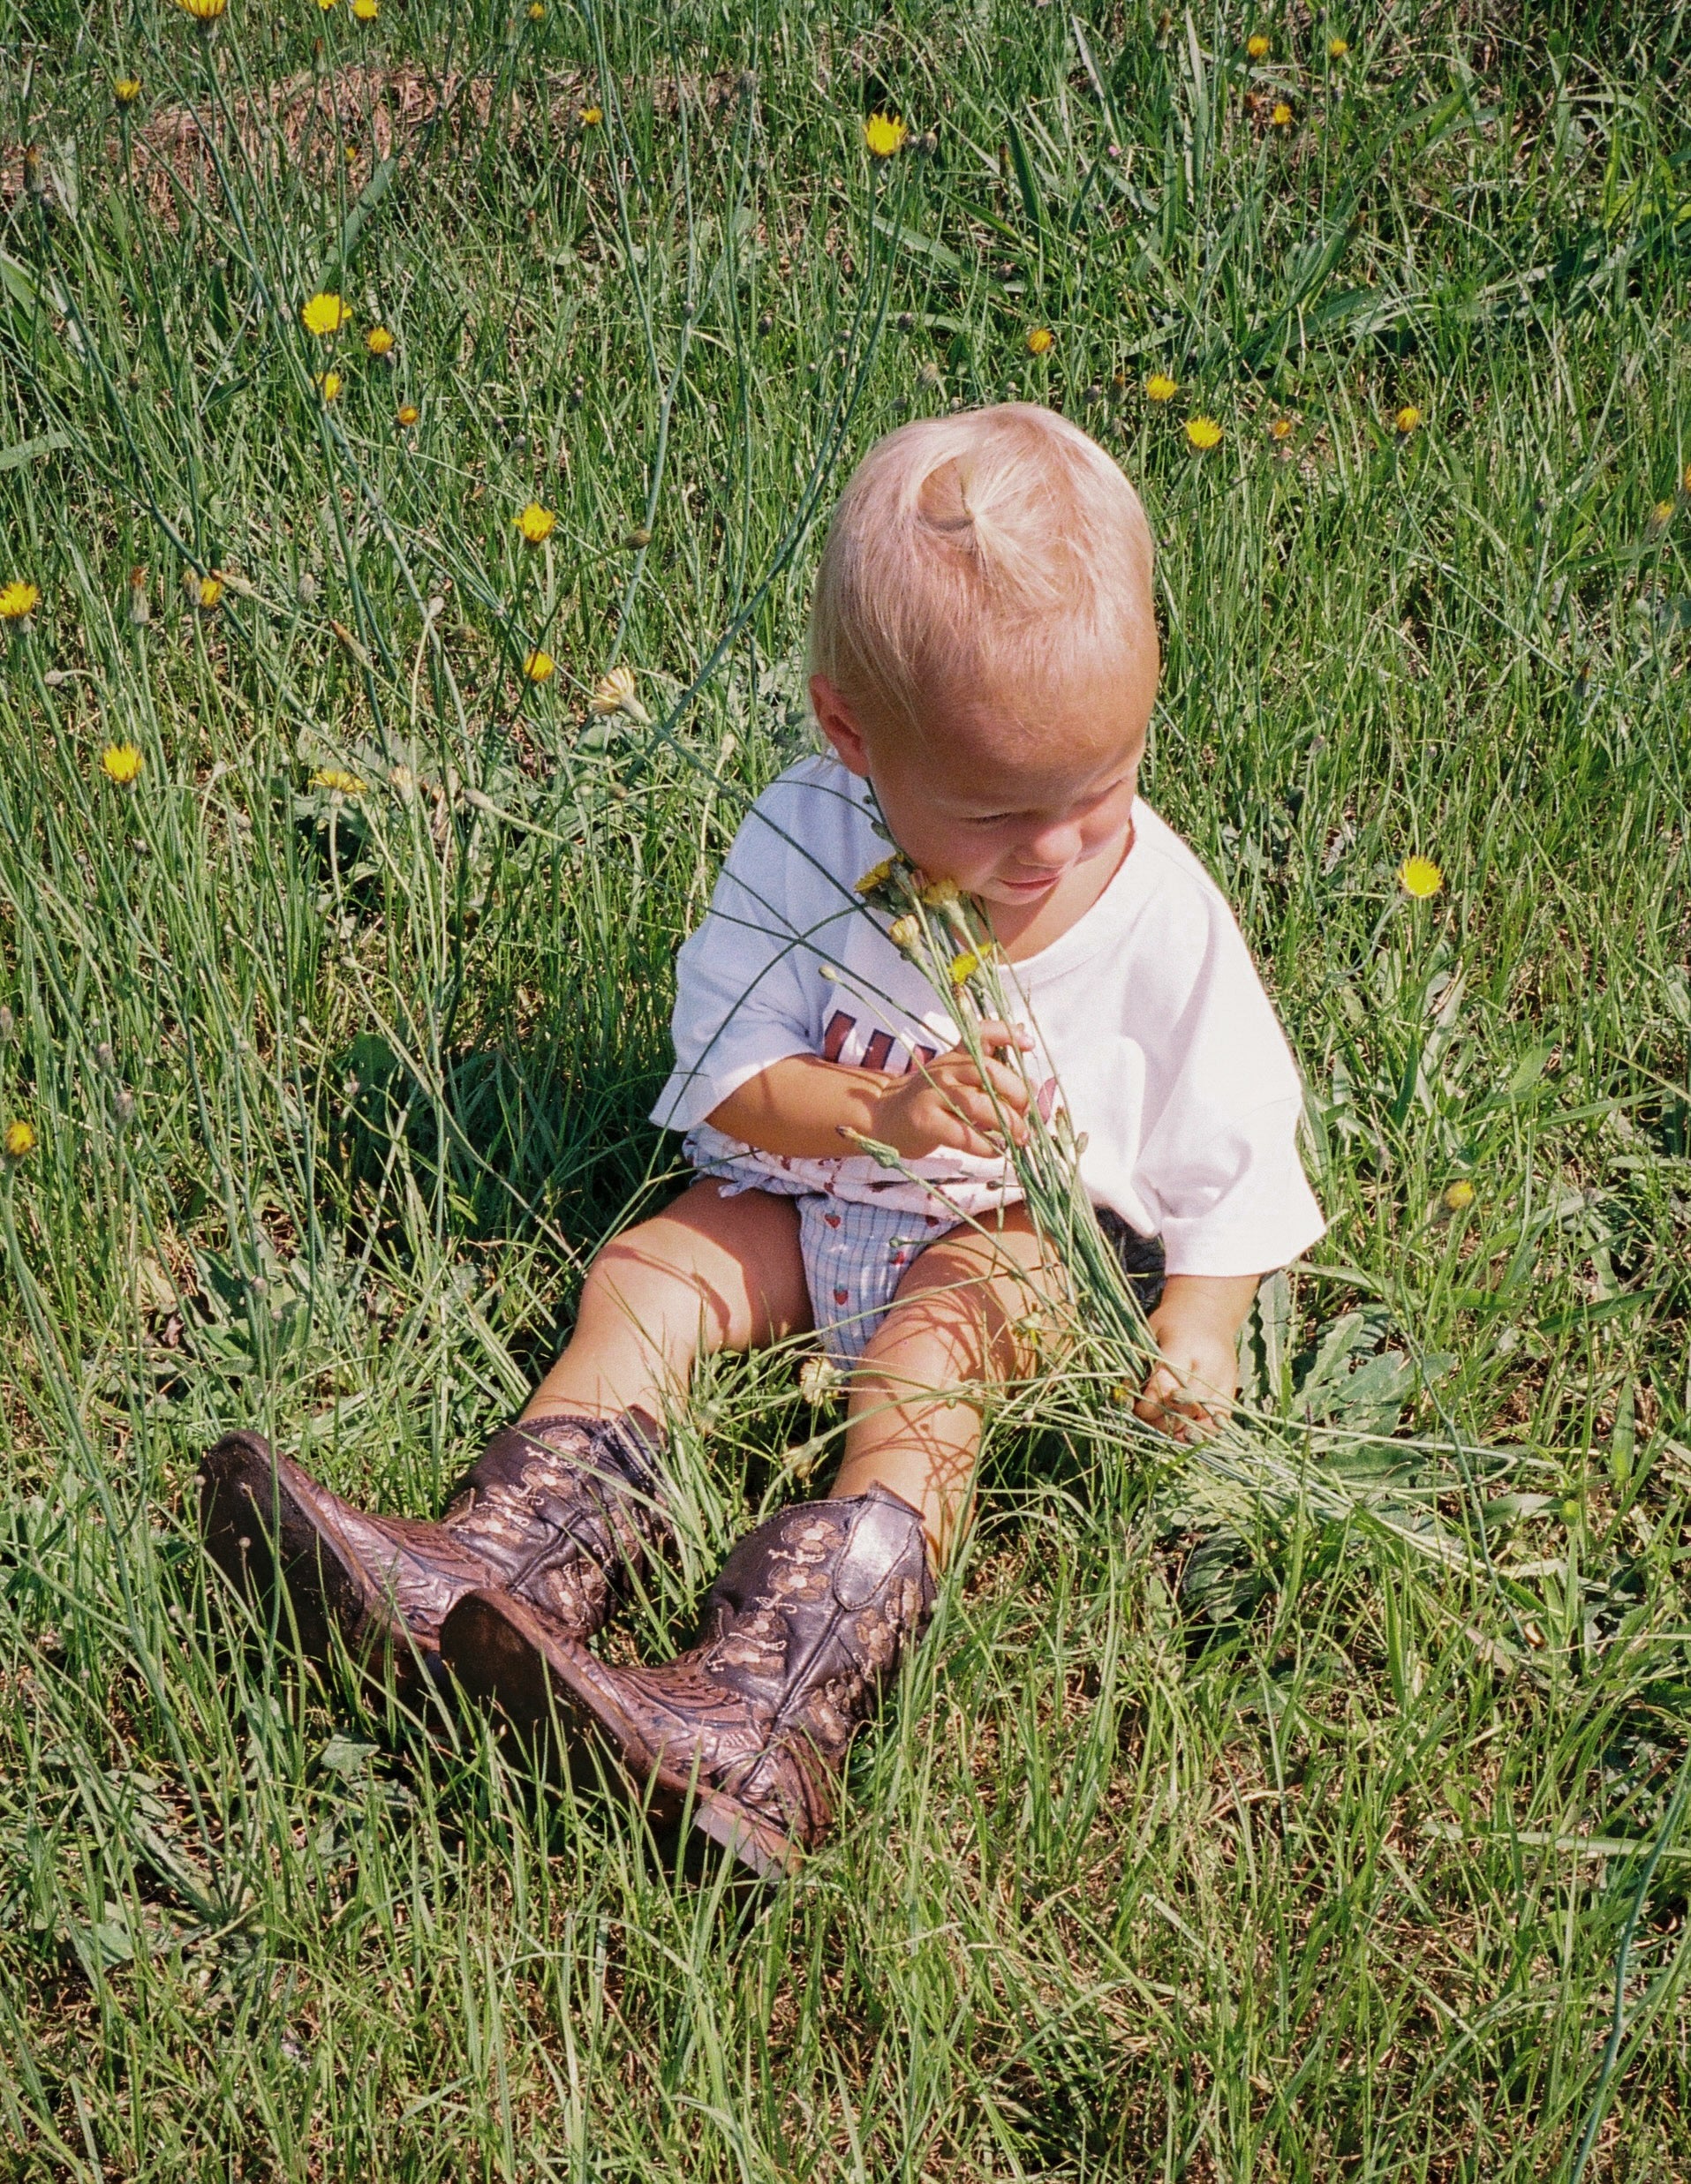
[440,1484,934,1876]
[199,1412,673,1692]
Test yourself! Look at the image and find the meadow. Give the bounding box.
[2,0,1689,2173]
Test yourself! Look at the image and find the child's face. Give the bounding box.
[812,642,1156,912]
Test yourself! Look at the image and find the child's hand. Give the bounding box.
[1135,1275,1258,1442]
[867,1021,1034,1160]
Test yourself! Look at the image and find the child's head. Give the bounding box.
[808,403,1158,910]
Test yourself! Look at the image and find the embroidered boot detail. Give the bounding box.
[440,1485,934,1875]
[199,1414,672,1691]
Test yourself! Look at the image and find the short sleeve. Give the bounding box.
[1144,1094,1326,1277]
[652,782,856,1133]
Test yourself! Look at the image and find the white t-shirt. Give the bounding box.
[653,755,1325,1278]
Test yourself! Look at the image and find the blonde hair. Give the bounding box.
[808,403,1156,741]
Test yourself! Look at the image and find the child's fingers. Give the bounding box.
[1134,1362,1219,1442]
[975,1019,1034,1056]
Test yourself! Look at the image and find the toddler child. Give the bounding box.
[201,403,1325,1877]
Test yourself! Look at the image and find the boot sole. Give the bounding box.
[199,1431,427,1693]
[440,1588,801,1879]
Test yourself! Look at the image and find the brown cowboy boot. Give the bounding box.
[199,1412,673,1692]
[440,1484,934,1876]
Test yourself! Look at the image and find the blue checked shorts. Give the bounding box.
[683,1137,1166,1365]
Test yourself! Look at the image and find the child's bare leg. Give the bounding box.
[829,1206,1063,1565]
[522,1180,810,1424]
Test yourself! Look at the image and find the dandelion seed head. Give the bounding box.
[888,915,921,950]
[590,664,638,715]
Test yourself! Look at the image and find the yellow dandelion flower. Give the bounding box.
[314,370,343,402]
[101,742,143,786]
[1271,101,1295,127]
[528,3,544,16]
[4,1119,35,1158]
[947,950,981,984]
[311,766,365,795]
[887,915,921,950]
[177,0,228,19]
[523,649,555,683]
[366,326,394,357]
[196,575,223,610]
[1026,327,1055,357]
[300,291,351,336]
[351,0,378,19]
[579,105,603,126]
[115,76,142,103]
[1394,403,1423,435]
[344,146,359,165]
[1145,372,1178,403]
[0,581,40,621]
[1185,415,1222,451]
[920,876,961,906]
[514,501,556,545]
[1443,1180,1476,1212]
[1246,33,1270,57]
[855,858,895,895]
[1328,36,1349,58]
[1267,416,1295,441]
[396,403,419,426]
[863,113,909,159]
[1398,854,1443,900]
[1651,498,1675,530]
[1683,464,1691,494]
[318,0,337,10]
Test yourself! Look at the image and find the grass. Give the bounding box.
[2,0,1690,2173]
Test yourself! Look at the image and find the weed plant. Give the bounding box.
[1,0,1689,2175]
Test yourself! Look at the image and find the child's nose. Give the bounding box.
[1018,817,1084,870]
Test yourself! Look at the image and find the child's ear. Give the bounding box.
[809,675,872,778]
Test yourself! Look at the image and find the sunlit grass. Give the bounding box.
[2,1,1689,2174]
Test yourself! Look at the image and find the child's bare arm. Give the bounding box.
[707,1021,1033,1162]
[1136,1272,1260,1440]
